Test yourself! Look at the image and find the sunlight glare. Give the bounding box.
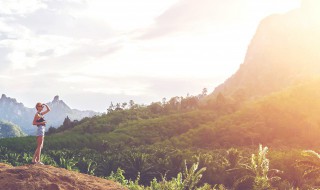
[74,0,179,31]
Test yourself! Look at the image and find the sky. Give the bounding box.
[0,0,300,112]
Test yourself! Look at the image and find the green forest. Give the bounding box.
[2,79,320,189]
[0,120,25,138]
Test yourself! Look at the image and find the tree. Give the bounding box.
[226,148,243,170]
[46,126,57,135]
[115,103,122,111]
[107,102,115,113]
[295,150,320,180]
[227,145,281,190]
[215,93,226,109]
[232,88,247,103]
[198,88,208,99]
[121,102,128,109]
[63,116,71,128]
[148,102,163,114]
[202,88,208,96]
[148,159,209,190]
[168,96,180,111]
[121,152,155,185]
[162,98,166,106]
[129,100,135,109]
[182,159,207,190]
[181,96,199,110]
[224,148,244,188]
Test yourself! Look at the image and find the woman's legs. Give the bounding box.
[32,136,44,163]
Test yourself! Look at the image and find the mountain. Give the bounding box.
[213,1,320,99]
[0,94,100,135]
[33,78,320,151]
[32,1,320,150]
[0,163,125,190]
[0,94,34,135]
[1,3,320,189]
[0,120,25,138]
[45,95,100,128]
[169,79,320,148]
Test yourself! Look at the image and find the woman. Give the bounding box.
[32,102,51,164]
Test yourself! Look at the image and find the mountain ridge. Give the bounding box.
[2,4,320,188]
[213,5,320,99]
[0,94,101,135]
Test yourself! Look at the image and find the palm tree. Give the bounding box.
[295,150,320,180]
[227,145,281,190]
[224,148,244,187]
[122,152,156,184]
[149,159,207,190]
[226,148,243,169]
[182,159,207,190]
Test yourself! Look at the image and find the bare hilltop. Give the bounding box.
[0,163,126,190]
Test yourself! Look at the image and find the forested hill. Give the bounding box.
[3,2,320,189]
[29,78,318,150]
[6,1,320,150]
[169,79,320,148]
[2,79,320,189]
[0,120,25,138]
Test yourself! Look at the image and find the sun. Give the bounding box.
[257,0,300,15]
[301,0,320,19]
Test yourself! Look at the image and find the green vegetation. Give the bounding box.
[0,120,26,138]
[2,80,320,189]
[0,143,317,189]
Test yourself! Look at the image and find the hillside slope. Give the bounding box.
[213,2,320,99]
[0,120,25,138]
[170,79,320,148]
[16,79,320,151]
[0,163,125,190]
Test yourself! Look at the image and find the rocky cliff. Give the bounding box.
[213,0,320,99]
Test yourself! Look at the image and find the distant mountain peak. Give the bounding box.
[49,95,70,110]
[0,94,18,104]
[0,94,100,135]
[53,95,60,102]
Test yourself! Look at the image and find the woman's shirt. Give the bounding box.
[36,112,46,126]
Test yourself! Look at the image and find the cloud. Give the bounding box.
[138,0,239,39]
[139,0,297,40]
[15,8,114,39]
[0,0,121,72]
[0,32,78,70]
[0,47,11,68]
[38,49,54,56]
[0,0,300,112]
[0,0,47,15]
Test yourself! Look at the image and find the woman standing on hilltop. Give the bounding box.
[32,102,51,165]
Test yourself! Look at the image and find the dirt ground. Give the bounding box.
[0,163,127,190]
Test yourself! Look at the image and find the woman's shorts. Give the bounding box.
[37,125,45,136]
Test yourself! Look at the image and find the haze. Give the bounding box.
[0,0,300,112]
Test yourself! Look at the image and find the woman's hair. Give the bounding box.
[35,102,42,109]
